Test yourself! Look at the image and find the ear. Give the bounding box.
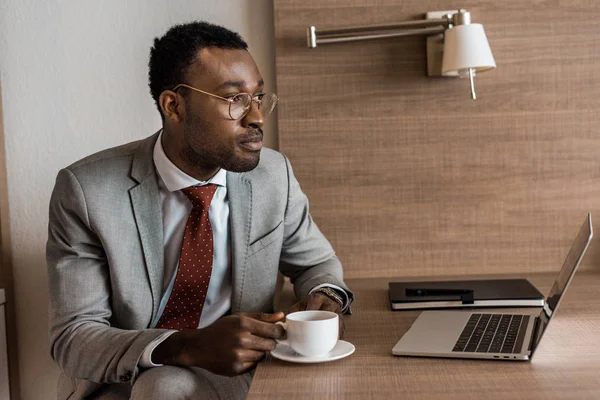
[159,90,184,123]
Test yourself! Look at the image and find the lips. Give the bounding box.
[239,140,263,151]
[238,130,263,152]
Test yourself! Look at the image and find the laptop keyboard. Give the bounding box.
[452,313,530,354]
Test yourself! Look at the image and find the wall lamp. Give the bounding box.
[307,9,496,100]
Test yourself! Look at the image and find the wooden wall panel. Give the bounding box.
[273,0,600,278]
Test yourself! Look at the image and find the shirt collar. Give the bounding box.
[153,131,227,192]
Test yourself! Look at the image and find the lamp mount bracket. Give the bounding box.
[426,10,461,77]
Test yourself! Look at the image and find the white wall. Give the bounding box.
[0,1,277,398]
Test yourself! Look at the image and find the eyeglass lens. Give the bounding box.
[229,93,278,120]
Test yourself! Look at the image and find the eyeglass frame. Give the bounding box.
[171,83,277,121]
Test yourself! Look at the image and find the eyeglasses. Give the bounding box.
[172,83,278,121]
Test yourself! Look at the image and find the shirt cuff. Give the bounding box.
[309,283,352,314]
[139,330,178,368]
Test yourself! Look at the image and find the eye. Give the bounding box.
[253,93,265,101]
[229,94,247,103]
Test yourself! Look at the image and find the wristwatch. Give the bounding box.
[313,287,345,309]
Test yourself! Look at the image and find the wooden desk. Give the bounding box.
[249,272,600,399]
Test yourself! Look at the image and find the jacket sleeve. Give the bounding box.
[277,155,354,310]
[46,168,168,384]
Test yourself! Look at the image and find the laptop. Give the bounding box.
[392,213,593,361]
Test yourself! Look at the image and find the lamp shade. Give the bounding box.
[441,24,496,77]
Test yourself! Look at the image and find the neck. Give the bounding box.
[161,128,220,181]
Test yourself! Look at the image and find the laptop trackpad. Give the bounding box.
[392,311,473,355]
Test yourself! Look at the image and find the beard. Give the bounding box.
[182,114,261,173]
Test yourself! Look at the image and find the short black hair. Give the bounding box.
[148,21,248,116]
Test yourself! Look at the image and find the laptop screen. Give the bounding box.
[531,213,593,353]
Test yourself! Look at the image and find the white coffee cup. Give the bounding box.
[276,310,339,357]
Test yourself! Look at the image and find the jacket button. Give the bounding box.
[120,370,133,382]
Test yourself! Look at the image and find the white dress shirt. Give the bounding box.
[140,132,349,367]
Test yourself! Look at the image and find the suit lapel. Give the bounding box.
[129,133,164,323]
[227,171,252,313]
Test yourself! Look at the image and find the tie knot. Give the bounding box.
[181,184,218,210]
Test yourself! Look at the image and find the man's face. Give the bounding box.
[175,48,266,174]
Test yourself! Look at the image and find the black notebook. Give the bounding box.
[388,279,545,310]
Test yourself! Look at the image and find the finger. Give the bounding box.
[240,334,278,352]
[338,316,345,340]
[237,349,267,363]
[241,312,285,323]
[239,361,259,374]
[241,317,285,339]
[305,293,325,310]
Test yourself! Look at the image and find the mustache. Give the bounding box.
[238,129,263,142]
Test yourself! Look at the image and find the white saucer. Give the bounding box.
[270,340,355,364]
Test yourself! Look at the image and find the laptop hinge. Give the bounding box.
[527,316,541,353]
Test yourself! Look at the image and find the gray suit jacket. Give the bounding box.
[47,132,352,400]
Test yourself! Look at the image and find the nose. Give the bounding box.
[241,100,264,129]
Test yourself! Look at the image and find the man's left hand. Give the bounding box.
[289,292,345,339]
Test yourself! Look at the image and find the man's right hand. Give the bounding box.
[152,312,285,376]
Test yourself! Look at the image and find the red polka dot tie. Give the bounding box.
[156,184,218,330]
